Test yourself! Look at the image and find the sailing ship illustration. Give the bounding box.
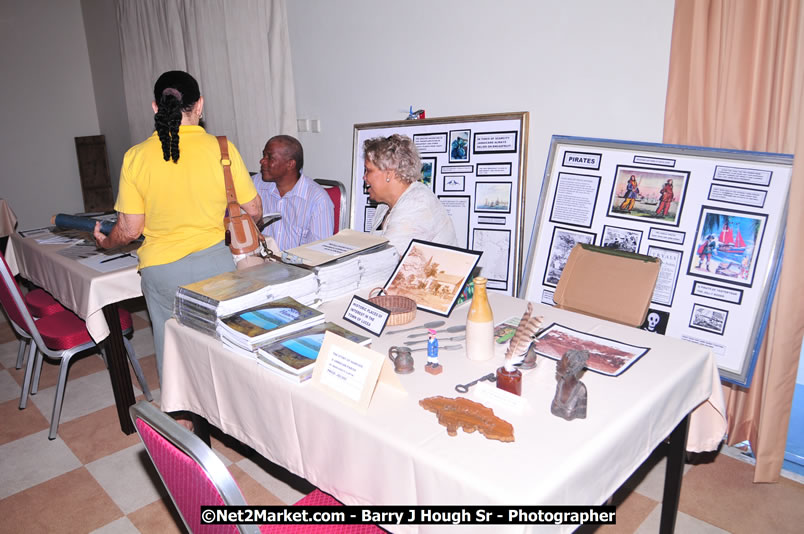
[718,221,746,255]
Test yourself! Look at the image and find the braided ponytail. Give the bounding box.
[152,71,201,163]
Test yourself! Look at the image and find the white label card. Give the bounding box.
[312,332,385,413]
[343,295,390,336]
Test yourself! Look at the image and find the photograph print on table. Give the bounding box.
[607,165,689,226]
[601,225,643,253]
[687,206,768,288]
[689,303,728,335]
[448,129,471,163]
[383,239,482,316]
[542,226,596,287]
[529,323,650,376]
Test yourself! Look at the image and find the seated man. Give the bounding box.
[253,135,334,250]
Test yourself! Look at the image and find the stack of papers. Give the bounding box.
[357,245,399,290]
[216,297,325,351]
[174,261,318,337]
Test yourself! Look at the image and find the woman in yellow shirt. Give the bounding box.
[95,70,261,383]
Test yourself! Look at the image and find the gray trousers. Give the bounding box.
[140,241,234,384]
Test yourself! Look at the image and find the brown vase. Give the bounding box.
[465,277,494,361]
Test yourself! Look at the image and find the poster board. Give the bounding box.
[521,136,792,386]
[351,112,529,296]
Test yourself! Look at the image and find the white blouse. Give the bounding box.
[371,181,458,254]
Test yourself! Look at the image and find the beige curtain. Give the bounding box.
[116,0,297,170]
[664,0,804,482]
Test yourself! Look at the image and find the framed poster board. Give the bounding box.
[351,112,529,296]
[521,136,792,386]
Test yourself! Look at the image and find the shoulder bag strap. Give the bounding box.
[217,136,240,211]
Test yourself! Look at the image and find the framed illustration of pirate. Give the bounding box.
[607,165,689,227]
[686,206,768,288]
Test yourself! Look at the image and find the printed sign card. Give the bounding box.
[312,331,397,412]
[343,295,390,336]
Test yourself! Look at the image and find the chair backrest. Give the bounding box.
[129,401,259,534]
[314,179,347,231]
[0,251,37,338]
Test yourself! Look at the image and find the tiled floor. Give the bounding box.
[1,298,803,533]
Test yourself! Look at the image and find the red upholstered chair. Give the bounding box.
[130,400,383,534]
[314,179,347,232]
[13,288,65,369]
[0,251,152,439]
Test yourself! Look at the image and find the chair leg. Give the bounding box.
[123,337,153,402]
[16,338,30,369]
[19,342,38,409]
[31,348,45,395]
[48,353,76,440]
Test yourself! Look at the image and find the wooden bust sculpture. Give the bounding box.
[551,349,589,421]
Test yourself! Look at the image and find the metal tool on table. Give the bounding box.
[410,344,462,353]
[407,324,466,338]
[455,372,497,393]
[404,335,466,347]
[385,320,445,335]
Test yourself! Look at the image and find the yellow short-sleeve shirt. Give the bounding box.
[115,126,257,269]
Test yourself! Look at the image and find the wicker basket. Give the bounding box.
[368,288,416,326]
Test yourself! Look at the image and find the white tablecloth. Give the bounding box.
[161,292,726,533]
[7,232,142,342]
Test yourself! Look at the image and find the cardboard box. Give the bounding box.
[553,244,661,327]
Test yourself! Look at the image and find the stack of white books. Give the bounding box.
[174,261,317,337]
[357,245,399,290]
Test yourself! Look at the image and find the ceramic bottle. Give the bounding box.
[465,277,494,361]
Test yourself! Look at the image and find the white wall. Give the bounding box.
[81,0,130,196]
[286,0,676,273]
[0,0,101,229]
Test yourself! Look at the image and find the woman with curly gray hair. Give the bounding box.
[363,134,457,253]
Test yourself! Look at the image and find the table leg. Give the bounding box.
[102,302,136,434]
[191,413,211,447]
[660,414,690,534]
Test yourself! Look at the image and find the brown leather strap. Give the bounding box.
[217,136,239,210]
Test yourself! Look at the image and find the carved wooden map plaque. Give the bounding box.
[419,396,514,442]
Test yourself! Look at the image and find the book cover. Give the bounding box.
[282,229,389,267]
[179,261,313,307]
[256,322,371,375]
[218,297,324,349]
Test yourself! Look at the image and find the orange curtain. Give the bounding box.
[664,0,804,482]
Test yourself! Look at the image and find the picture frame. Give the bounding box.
[521,135,792,387]
[420,157,436,192]
[438,195,471,249]
[383,239,482,317]
[474,181,512,213]
[472,228,511,291]
[542,226,596,288]
[607,165,689,227]
[601,225,642,253]
[689,303,729,335]
[448,129,471,163]
[443,174,465,192]
[351,112,529,297]
[687,206,768,288]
